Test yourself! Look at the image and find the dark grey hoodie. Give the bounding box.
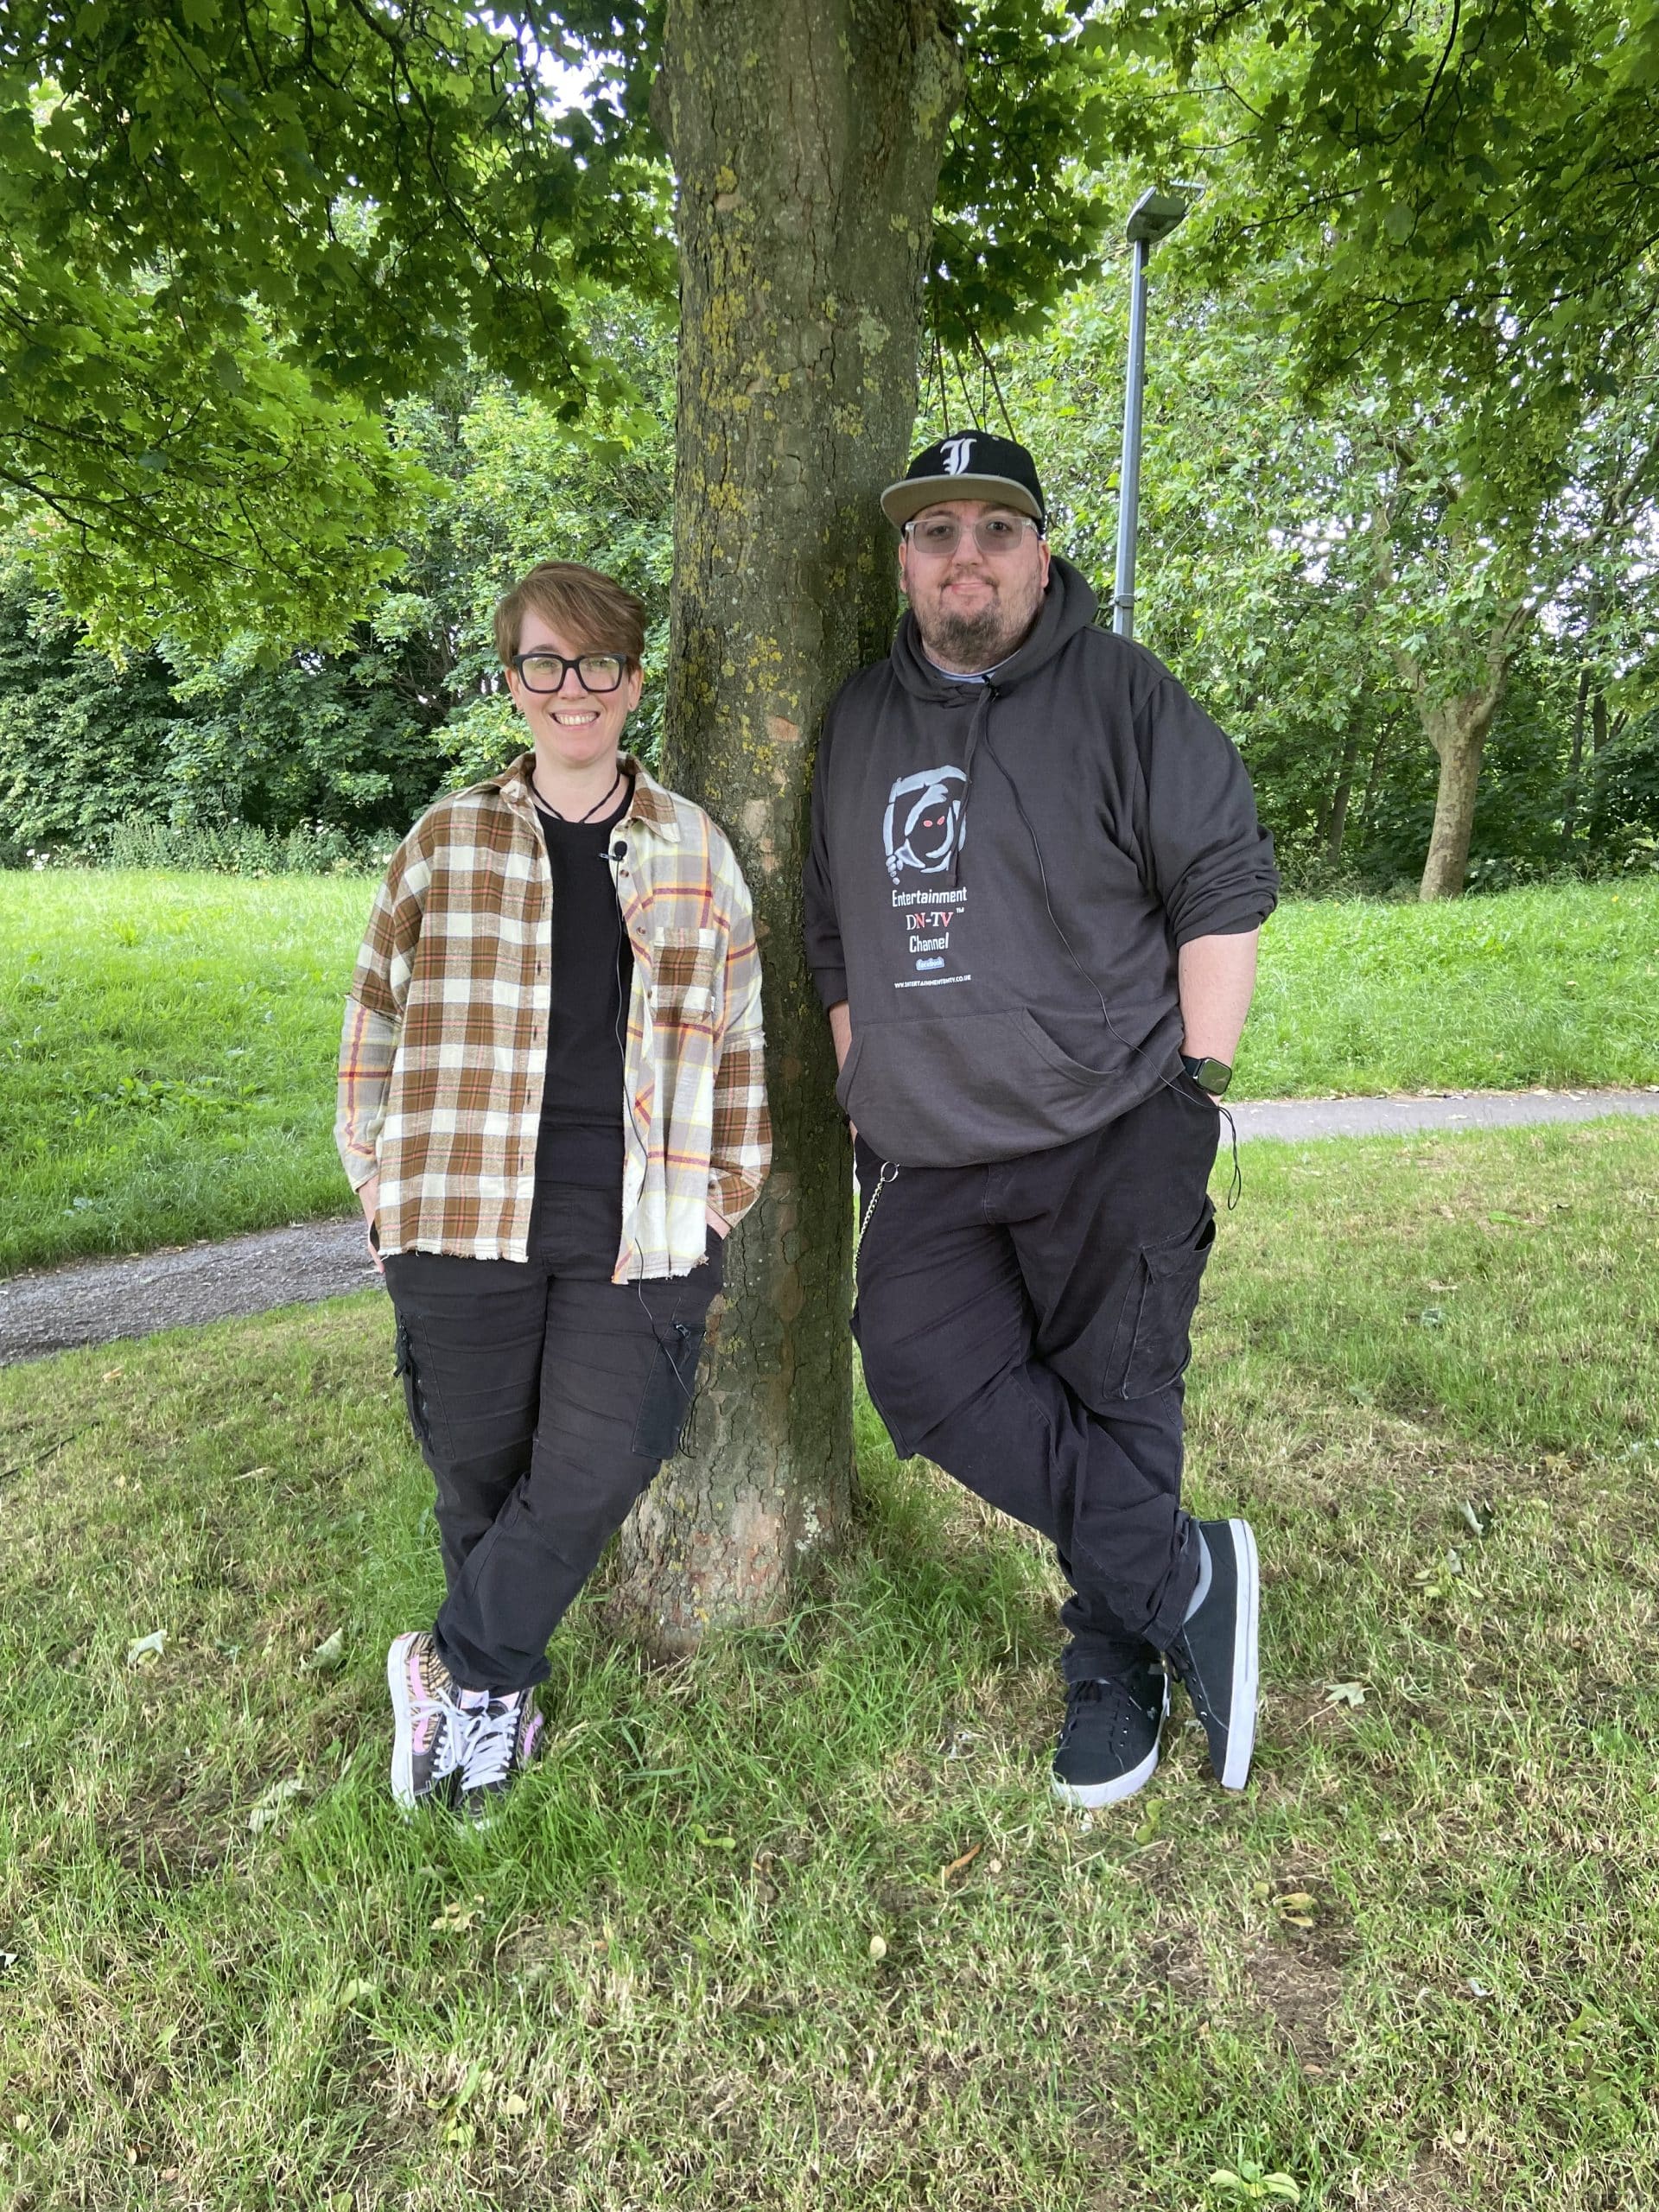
[804,556,1278,1166]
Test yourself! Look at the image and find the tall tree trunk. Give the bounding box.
[1319,729,1361,866]
[1586,686,1618,854]
[1357,717,1394,843]
[1417,689,1502,899]
[1561,663,1592,854]
[1399,598,1531,901]
[607,1,961,1654]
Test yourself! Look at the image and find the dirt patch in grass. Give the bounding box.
[1243,1936,1346,2067]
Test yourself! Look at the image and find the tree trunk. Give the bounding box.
[1417,689,1502,899]
[1319,729,1361,866]
[1357,718,1394,842]
[607,1,961,1653]
[1562,663,1591,854]
[1586,686,1618,853]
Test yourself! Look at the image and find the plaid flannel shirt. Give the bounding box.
[335,752,770,1280]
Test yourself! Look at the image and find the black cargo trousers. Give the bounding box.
[852,1073,1221,1681]
[384,1181,723,1693]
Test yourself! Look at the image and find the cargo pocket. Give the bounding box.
[1106,1199,1217,1401]
[393,1317,443,1463]
[632,1320,707,1460]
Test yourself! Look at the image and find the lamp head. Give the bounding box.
[1125,189,1189,248]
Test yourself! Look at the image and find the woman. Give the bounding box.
[336,560,770,1817]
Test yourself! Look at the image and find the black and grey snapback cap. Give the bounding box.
[880,432,1046,531]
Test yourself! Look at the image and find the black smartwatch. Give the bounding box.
[1180,1052,1232,1099]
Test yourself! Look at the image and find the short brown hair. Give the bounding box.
[493,561,646,668]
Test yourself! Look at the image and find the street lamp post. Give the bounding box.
[1112,188,1188,639]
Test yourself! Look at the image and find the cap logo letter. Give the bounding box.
[940,436,975,475]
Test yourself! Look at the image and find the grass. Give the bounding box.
[3,870,1656,1274]
[1239,878,1659,1101]
[0,872,369,1274]
[3,1120,1656,2209]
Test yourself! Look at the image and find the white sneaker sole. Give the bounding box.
[1217,1517,1260,1791]
[386,1634,420,1810]
[1050,1678,1169,1809]
[1052,1737,1160,1810]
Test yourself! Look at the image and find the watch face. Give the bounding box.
[1185,1055,1231,1097]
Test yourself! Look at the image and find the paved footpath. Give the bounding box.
[2,1087,1656,1368]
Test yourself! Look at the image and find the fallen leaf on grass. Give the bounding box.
[431,1895,486,1934]
[499,2093,530,2119]
[248,1778,305,1834]
[125,1630,167,1669]
[1266,1890,1319,1929]
[939,1842,982,1884]
[1325,1681,1366,1708]
[303,1627,346,1674]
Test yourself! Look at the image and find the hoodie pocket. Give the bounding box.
[842,1008,1123,1166]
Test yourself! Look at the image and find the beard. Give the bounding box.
[912,570,1045,673]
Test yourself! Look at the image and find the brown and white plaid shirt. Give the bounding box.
[335,752,770,1280]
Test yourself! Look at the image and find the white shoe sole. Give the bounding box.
[387,1634,420,1809]
[1050,1677,1169,1809]
[1217,1517,1260,1790]
[1052,1737,1160,1810]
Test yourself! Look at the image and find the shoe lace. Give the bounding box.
[460,1693,523,1794]
[408,1649,466,1781]
[1059,1673,1156,1750]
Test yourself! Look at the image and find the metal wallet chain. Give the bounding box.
[857,1159,899,1243]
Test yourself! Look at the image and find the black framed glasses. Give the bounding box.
[903,514,1040,558]
[512,650,627,694]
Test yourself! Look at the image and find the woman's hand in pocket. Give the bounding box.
[358,1173,385,1275]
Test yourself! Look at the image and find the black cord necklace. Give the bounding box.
[533,764,625,823]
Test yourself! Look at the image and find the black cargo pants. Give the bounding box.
[384,1182,723,1692]
[853,1074,1220,1681]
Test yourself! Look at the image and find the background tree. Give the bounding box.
[1088,0,1659,893]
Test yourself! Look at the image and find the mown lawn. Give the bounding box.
[2,869,1656,1274]
[3,1121,1656,2209]
[1,873,369,1274]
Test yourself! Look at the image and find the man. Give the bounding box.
[804,434,1278,1808]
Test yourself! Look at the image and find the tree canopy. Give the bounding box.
[1,0,1125,647]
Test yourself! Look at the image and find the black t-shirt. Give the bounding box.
[532,779,634,1187]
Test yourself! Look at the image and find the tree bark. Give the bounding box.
[1319,729,1361,866]
[1398,599,1531,901]
[1417,690,1501,899]
[1562,663,1592,854]
[607,1,961,1653]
